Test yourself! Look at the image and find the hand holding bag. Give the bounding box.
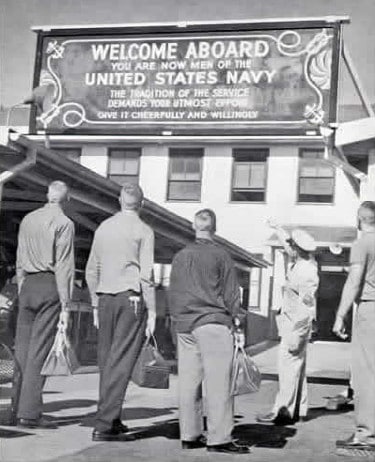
[41,323,80,376]
[131,335,170,389]
[230,339,261,396]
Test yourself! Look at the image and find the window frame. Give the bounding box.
[230,148,269,203]
[248,267,262,311]
[107,147,141,185]
[297,148,336,205]
[166,148,204,202]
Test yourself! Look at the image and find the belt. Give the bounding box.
[97,289,141,297]
[25,270,54,276]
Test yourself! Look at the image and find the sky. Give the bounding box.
[1,0,375,107]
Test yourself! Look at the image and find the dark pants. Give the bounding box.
[96,291,147,432]
[14,273,61,420]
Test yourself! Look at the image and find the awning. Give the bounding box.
[0,133,267,271]
[268,225,357,247]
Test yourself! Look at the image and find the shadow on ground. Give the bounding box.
[126,418,181,440]
[0,427,33,438]
[305,404,354,422]
[80,406,177,428]
[0,406,179,437]
[233,423,297,448]
[44,399,96,413]
[122,418,297,449]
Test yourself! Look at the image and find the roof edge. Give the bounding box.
[4,133,267,268]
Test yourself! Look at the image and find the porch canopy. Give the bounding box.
[268,225,357,248]
[0,133,267,273]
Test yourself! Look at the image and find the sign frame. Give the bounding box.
[30,18,347,136]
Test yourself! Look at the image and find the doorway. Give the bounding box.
[316,271,351,342]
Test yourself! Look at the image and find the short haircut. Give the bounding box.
[359,201,375,225]
[194,208,217,233]
[120,183,144,210]
[47,181,69,203]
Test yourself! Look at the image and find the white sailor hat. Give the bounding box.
[291,229,317,252]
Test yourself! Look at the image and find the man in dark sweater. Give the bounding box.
[169,209,249,455]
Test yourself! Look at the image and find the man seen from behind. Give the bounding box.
[169,209,250,455]
[86,183,156,442]
[15,181,75,429]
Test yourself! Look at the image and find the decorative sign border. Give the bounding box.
[32,24,341,135]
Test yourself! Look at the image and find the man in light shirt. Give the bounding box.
[334,201,375,452]
[86,183,156,442]
[15,181,75,429]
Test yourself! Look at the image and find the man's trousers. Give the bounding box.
[177,324,234,446]
[273,334,309,420]
[14,272,61,420]
[95,291,146,432]
[352,301,375,441]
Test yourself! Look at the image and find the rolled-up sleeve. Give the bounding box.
[55,219,75,308]
[140,227,156,312]
[85,232,100,308]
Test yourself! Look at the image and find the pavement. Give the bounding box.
[0,365,369,462]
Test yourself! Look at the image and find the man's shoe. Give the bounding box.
[17,417,58,430]
[326,394,353,411]
[256,412,277,423]
[274,415,295,426]
[92,429,134,442]
[181,435,207,449]
[256,411,295,426]
[112,420,129,434]
[207,441,250,454]
[336,434,375,449]
[274,406,296,426]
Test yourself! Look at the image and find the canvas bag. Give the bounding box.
[230,341,262,396]
[41,323,80,376]
[131,335,170,389]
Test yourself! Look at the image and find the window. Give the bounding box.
[231,149,268,202]
[167,148,203,201]
[298,150,335,203]
[53,147,81,163]
[108,148,141,185]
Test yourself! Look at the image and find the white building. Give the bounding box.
[2,17,374,346]
[8,127,366,345]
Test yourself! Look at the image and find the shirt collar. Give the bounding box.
[118,209,139,217]
[43,203,63,212]
[195,238,214,245]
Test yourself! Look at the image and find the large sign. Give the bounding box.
[33,23,341,135]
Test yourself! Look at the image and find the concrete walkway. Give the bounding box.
[0,369,364,462]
